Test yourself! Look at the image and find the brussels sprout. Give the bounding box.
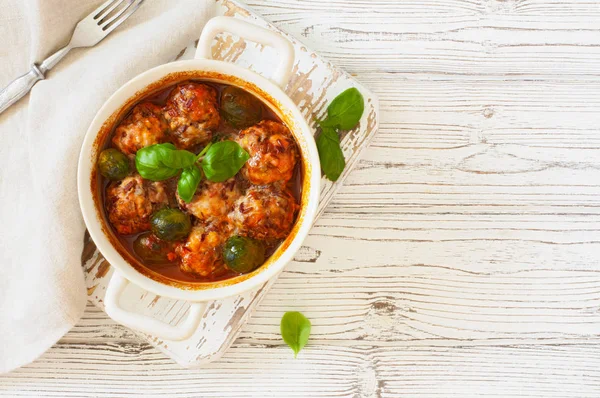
[223,236,266,274]
[150,208,191,241]
[98,148,130,180]
[133,232,176,264]
[220,86,263,128]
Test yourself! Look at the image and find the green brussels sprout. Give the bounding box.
[97,148,130,180]
[150,208,191,241]
[133,232,176,264]
[223,236,266,274]
[220,86,263,128]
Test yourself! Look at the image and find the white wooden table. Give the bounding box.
[3,0,600,396]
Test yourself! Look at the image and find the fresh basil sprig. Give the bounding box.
[280,311,311,358]
[201,141,250,182]
[316,127,345,182]
[318,87,364,130]
[177,165,202,203]
[134,141,249,203]
[135,143,196,181]
[316,87,364,181]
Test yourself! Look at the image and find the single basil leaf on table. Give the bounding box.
[177,165,202,203]
[280,311,311,358]
[316,126,345,182]
[201,140,250,182]
[318,87,364,130]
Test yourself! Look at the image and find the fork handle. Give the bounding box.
[0,64,45,115]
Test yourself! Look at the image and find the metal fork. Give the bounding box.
[0,0,145,115]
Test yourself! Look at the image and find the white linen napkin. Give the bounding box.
[0,0,214,373]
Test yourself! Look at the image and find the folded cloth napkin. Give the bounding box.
[0,0,214,373]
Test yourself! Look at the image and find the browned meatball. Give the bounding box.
[106,174,168,235]
[229,185,299,240]
[163,83,220,149]
[177,178,241,223]
[175,223,228,276]
[112,102,167,155]
[237,120,298,185]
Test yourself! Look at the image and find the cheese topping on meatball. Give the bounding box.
[112,102,167,155]
[106,174,169,235]
[237,120,298,185]
[164,83,220,149]
[175,223,228,276]
[229,185,298,240]
[177,178,241,223]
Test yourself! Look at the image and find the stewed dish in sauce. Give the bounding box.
[96,80,301,283]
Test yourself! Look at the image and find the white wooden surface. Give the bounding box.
[3,0,600,396]
[81,0,379,366]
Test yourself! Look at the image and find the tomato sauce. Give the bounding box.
[97,80,303,283]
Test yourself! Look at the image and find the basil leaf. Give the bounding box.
[177,165,202,203]
[157,143,176,150]
[280,311,311,358]
[135,143,195,181]
[135,144,180,181]
[161,149,196,170]
[316,127,345,181]
[201,141,249,182]
[319,87,364,130]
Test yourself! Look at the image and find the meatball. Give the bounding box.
[175,223,228,276]
[177,178,241,223]
[229,185,299,240]
[112,102,167,155]
[106,174,169,235]
[237,120,298,185]
[163,83,220,149]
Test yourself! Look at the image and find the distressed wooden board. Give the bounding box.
[5,0,600,396]
[80,0,379,367]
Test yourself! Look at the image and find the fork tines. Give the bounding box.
[92,0,145,32]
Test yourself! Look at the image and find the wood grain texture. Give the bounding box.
[3,0,600,396]
[79,0,379,366]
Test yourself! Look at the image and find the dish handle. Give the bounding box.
[195,16,295,89]
[104,271,206,341]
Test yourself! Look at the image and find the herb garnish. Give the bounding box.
[201,141,250,182]
[135,141,249,203]
[135,143,195,181]
[280,311,311,358]
[316,127,346,182]
[316,87,364,181]
[177,165,202,203]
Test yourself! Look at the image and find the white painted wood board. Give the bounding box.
[2,0,600,396]
[80,0,379,367]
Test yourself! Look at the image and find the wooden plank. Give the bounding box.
[80,0,379,366]
[3,0,600,396]
[2,315,600,397]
